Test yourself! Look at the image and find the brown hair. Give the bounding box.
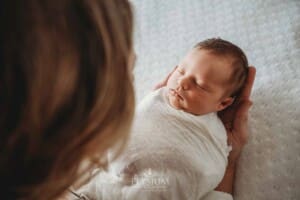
[194,38,249,98]
[0,0,134,199]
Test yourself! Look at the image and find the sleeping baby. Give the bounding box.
[74,38,249,200]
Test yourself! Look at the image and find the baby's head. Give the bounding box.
[166,38,248,115]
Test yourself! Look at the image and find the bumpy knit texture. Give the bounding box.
[131,0,300,199]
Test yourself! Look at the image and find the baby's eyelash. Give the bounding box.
[198,85,206,90]
[196,83,207,91]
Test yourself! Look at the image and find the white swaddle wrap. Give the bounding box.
[77,88,232,200]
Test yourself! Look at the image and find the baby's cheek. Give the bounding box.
[187,91,201,101]
[187,93,206,106]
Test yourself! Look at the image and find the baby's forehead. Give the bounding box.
[184,49,233,67]
[181,49,236,75]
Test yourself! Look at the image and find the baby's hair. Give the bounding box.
[194,38,249,98]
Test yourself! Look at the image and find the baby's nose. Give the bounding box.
[177,77,190,90]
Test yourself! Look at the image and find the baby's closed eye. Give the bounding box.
[196,84,207,91]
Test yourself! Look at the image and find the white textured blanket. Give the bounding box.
[78,88,232,200]
[131,0,300,199]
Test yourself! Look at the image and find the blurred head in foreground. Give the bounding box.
[0,0,135,199]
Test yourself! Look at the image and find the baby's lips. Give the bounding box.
[170,89,184,100]
[169,88,176,95]
[168,89,176,97]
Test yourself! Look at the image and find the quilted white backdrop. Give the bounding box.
[130,0,300,199]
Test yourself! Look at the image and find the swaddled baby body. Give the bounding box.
[75,38,249,200]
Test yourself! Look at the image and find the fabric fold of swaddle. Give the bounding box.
[77,88,232,200]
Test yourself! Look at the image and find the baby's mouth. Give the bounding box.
[169,88,184,100]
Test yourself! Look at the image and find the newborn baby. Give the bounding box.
[75,38,248,200]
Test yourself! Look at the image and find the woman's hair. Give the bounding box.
[0,0,134,199]
[194,38,249,98]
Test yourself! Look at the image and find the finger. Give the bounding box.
[233,100,252,130]
[240,66,256,100]
[236,100,253,120]
[153,66,177,90]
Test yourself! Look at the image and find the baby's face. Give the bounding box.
[166,49,234,115]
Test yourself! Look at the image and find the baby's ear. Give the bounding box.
[217,97,234,111]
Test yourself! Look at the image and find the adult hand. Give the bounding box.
[218,66,256,167]
[153,66,177,90]
[215,67,256,195]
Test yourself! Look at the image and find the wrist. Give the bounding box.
[227,157,238,169]
[227,148,242,168]
[215,157,238,195]
[215,166,236,194]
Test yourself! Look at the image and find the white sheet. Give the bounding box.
[131,0,300,199]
